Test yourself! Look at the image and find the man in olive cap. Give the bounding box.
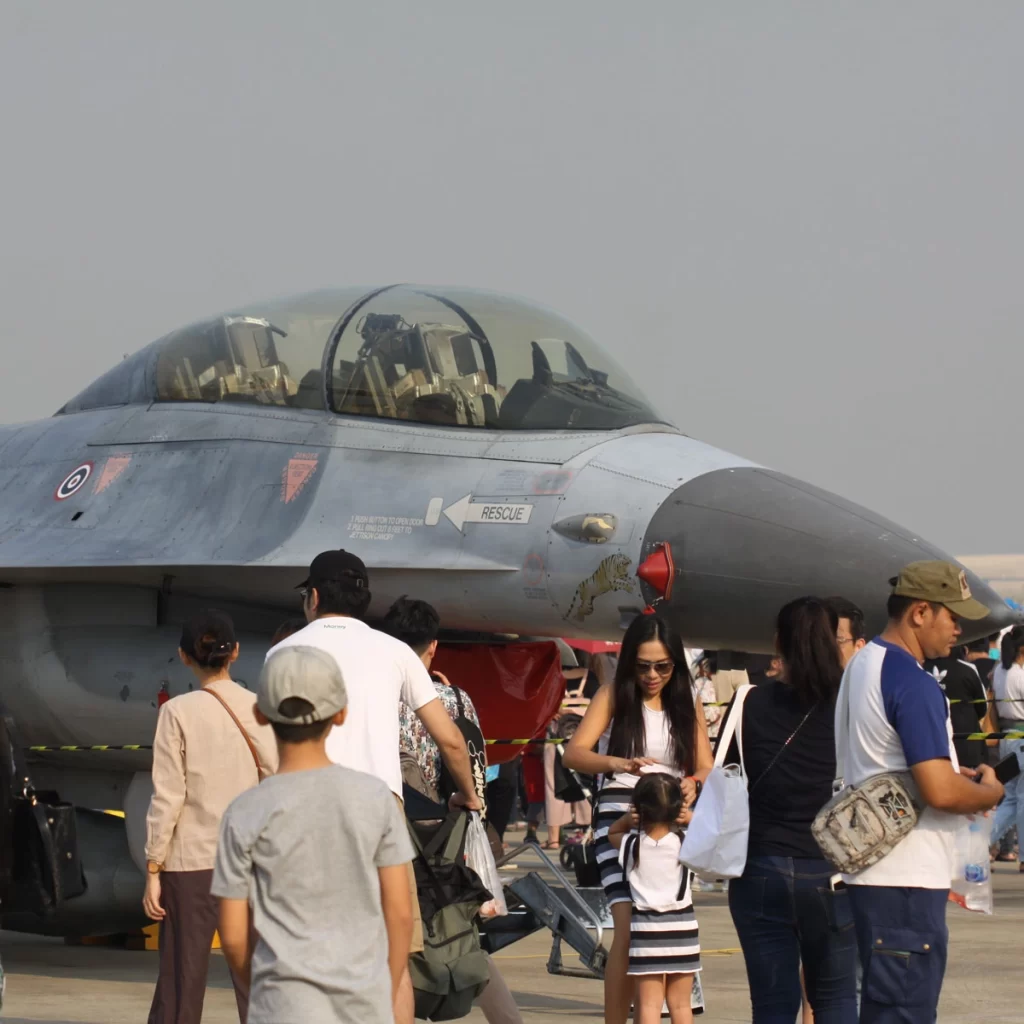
[838,561,1004,1023]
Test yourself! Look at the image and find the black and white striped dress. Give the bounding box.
[619,829,701,977]
[593,705,679,907]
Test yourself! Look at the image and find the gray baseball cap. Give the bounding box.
[257,645,348,724]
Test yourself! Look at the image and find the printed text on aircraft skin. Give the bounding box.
[442,494,534,532]
[347,514,425,542]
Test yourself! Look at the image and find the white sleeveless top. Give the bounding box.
[608,703,681,788]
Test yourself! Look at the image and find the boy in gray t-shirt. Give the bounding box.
[213,645,414,1024]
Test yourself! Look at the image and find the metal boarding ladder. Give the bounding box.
[498,842,609,980]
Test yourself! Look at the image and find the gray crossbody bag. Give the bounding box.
[811,674,923,874]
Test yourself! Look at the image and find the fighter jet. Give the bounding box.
[0,283,1015,935]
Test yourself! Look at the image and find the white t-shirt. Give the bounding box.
[617,829,688,911]
[839,638,959,889]
[993,663,1024,722]
[267,617,438,798]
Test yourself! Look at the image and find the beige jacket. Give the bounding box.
[145,678,278,872]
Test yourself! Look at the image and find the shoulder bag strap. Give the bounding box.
[835,668,852,789]
[622,831,639,876]
[713,683,754,773]
[748,704,816,795]
[201,688,263,781]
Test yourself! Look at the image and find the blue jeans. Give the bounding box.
[729,855,858,1024]
[991,737,1024,854]
[847,885,948,1024]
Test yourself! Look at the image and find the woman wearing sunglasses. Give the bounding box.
[564,613,713,1024]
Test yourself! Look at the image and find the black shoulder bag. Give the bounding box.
[0,718,86,915]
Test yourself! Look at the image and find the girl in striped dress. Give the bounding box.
[609,772,700,1024]
[563,614,713,1024]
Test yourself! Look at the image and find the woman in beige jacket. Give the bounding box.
[144,610,277,1024]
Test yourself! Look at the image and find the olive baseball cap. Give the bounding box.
[257,645,348,724]
[889,561,989,620]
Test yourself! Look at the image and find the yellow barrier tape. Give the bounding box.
[28,745,150,752]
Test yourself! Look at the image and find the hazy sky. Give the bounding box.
[2,3,1021,555]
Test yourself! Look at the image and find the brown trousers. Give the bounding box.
[148,869,248,1024]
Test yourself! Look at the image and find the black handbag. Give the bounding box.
[562,839,602,888]
[551,714,595,805]
[0,720,86,914]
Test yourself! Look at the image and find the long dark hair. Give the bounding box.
[608,613,696,774]
[776,597,843,704]
[1001,627,1024,670]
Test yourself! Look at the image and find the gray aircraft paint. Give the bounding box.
[0,283,1016,936]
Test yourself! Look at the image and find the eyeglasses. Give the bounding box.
[836,636,854,646]
[300,588,310,601]
[636,659,675,677]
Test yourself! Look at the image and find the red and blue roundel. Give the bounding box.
[54,462,94,501]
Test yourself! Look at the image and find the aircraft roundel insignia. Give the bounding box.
[55,462,94,501]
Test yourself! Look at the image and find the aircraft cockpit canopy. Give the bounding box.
[60,285,666,431]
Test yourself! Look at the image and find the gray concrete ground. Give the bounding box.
[1,856,1021,1023]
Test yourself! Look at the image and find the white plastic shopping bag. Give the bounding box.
[464,812,507,918]
[949,812,993,915]
[679,684,753,879]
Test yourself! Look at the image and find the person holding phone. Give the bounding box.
[838,563,1004,1024]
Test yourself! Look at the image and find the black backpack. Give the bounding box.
[407,810,492,1021]
[436,685,488,815]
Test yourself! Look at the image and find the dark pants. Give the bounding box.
[728,855,858,1024]
[847,885,948,1024]
[487,760,520,840]
[148,869,248,1024]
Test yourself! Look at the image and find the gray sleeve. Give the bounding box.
[211,804,253,900]
[376,792,415,868]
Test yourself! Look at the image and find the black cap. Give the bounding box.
[298,549,369,591]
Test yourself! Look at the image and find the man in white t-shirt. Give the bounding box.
[267,549,480,1024]
[839,561,1003,1023]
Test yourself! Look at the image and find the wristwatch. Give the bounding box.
[146,862,163,875]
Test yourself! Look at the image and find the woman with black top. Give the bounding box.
[722,597,857,1024]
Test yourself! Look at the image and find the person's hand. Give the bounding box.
[432,671,451,687]
[680,776,697,807]
[677,807,693,826]
[609,756,658,774]
[974,763,1005,804]
[143,872,165,921]
[960,766,978,779]
[449,790,483,813]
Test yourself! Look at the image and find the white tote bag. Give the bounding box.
[678,683,752,879]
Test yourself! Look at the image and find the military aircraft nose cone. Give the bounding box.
[639,467,1018,651]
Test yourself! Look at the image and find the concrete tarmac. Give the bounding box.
[1,857,1021,1023]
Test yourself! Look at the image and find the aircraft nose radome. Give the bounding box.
[640,467,1020,652]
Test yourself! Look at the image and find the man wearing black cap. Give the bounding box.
[838,561,1004,1024]
[268,550,479,1024]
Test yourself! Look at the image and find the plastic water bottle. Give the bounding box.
[954,817,993,914]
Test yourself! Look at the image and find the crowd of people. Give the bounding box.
[141,548,1013,1024]
[563,560,1007,1024]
